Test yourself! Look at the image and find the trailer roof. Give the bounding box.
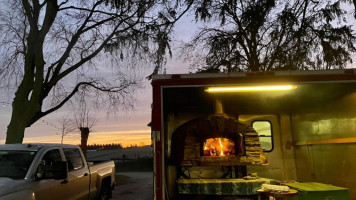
[152,69,356,83]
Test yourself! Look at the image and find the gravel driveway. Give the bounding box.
[112,172,153,200]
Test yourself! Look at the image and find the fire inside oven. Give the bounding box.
[203,138,235,156]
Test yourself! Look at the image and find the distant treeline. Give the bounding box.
[86,143,123,150]
[126,144,138,148]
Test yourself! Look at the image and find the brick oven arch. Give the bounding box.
[169,114,266,166]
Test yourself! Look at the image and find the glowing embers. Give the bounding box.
[203,138,235,156]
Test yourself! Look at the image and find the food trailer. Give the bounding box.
[151,69,356,199]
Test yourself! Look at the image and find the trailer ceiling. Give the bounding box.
[163,82,356,115]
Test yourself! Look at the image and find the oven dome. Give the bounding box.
[169,114,267,166]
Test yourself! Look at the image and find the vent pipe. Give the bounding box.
[215,99,223,114]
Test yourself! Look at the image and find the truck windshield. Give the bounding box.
[0,150,37,179]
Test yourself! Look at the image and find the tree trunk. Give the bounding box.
[5,82,40,144]
[5,0,57,144]
[6,118,27,144]
[61,132,64,144]
[5,99,40,143]
[6,103,37,144]
[80,127,90,158]
[248,48,260,71]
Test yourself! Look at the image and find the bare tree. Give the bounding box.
[73,89,96,157]
[57,116,76,144]
[0,0,192,143]
[73,104,97,158]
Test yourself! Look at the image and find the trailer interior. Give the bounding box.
[153,71,356,200]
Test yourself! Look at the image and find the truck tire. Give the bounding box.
[97,185,110,200]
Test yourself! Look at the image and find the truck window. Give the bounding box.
[37,149,62,179]
[252,121,273,152]
[42,149,62,164]
[63,148,84,171]
[0,150,36,179]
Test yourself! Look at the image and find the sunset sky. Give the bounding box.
[0,15,194,147]
[1,4,356,147]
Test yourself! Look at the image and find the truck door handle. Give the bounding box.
[61,179,68,184]
[84,173,88,176]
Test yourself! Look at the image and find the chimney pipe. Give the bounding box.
[215,99,223,114]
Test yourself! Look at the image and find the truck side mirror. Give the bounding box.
[87,162,94,167]
[53,161,68,180]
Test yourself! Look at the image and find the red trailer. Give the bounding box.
[151,70,356,200]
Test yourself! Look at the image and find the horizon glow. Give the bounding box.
[0,129,151,147]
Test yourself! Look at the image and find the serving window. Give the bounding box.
[252,121,273,152]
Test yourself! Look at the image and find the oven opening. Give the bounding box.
[203,138,235,157]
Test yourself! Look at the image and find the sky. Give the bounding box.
[0,14,196,147]
[1,3,356,147]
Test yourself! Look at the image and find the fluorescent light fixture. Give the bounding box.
[206,85,296,93]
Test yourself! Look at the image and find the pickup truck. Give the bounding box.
[0,143,115,200]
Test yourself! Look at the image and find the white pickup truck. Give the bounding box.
[0,143,116,200]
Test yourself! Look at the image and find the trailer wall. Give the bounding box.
[291,92,356,199]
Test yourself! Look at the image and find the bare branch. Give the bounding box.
[58,0,69,8]
[21,0,34,26]
[59,5,116,17]
[39,0,59,39]
[46,22,123,92]
[40,79,136,121]
[49,1,103,82]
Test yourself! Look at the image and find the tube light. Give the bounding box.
[206,85,296,93]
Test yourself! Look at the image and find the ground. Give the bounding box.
[112,172,153,200]
[87,146,153,200]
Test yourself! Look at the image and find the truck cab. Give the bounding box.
[0,143,115,200]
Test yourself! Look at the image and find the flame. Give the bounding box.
[219,138,224,156]
[203,138,235,157]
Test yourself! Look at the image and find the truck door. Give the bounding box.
[63,148,90,200]
[239,114,297,181]
[34,148,69,200]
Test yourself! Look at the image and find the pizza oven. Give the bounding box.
[165,98,274,199]
[169,114,267,167]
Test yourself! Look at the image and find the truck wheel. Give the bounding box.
[97,186,110,200]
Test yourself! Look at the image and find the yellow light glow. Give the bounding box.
[206,85,296,93]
